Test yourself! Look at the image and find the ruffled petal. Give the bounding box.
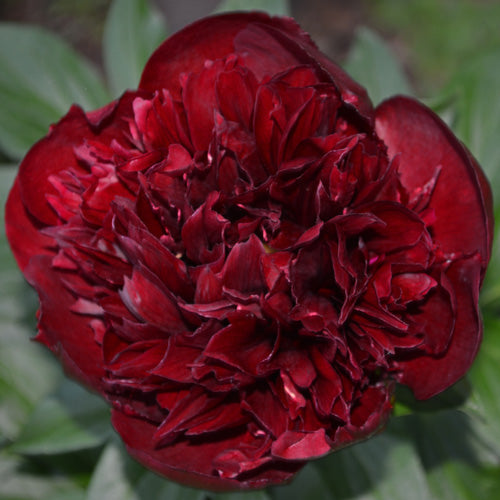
[375,96,492,270]
[15,94,142,226]
[396,256,482,399]
[111,410,300,491]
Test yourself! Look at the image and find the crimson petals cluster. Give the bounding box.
[5,13,492,491]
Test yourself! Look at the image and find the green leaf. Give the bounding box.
[214,0,290,16]
[11,380,111,455]
[135,472,206,500]
[409,411,500,500]
[0,24,110,161]
[87,443,140,500]
[211,490,272,500]
[344,27,413,106]
[271,463,334,500]
[464,316,500,453]
[312,418,432,500]
[371,0,500,93]
[0,451,85,500]
[0,321,60,444]
[103,0,168,97]
[392,378,471,417]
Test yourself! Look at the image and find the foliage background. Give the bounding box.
[1,1,499,499]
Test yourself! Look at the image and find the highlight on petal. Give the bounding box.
[271,429,331,461]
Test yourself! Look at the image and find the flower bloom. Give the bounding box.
[5,13,493,491]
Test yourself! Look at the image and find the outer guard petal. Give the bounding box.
[5,178,55,271]
[375,96,492,270]
[139,13,313,91]
[375,97,490,399]
[111,410,300,491]
[25,255,105,391]
[139,13,372,117]
[396,257,482,399]
[465,150,494,265]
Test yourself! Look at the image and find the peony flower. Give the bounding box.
[5,13,493,491]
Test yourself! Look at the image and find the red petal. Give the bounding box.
[253,84,282,172]
[151,341,200,383]
[106,340,166,379]
[111,410,298,490]
[271,429,331,461]
[279,371,306,419]
[263,348,316,389]
[392,272,437,304]
[182,59,223,151]
[220,235,266,294]
[375,96,492,269]
[334,383,393,449]
[310,347,343,417]
[139,13,372,117]
[181,194,227,264]
[216,64,258,128]
[241,385,288,438]
[186,401,247,436]
[349,384,392,429]
[195,266,223,304]
[233,20,372,118]
[140,13,313,96]
[24,255,105,391]
[117,221,194,301]
[213,448,272,480]
[396,256,482,399]
[360,201,427,254]
[120,267,186,333]
[153,389,221,444]
[15,94,141,227]
[5,178,56,271]
[14,106,91,226]
[204,315,273,375]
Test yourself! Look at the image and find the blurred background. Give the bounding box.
[2,0,500,94]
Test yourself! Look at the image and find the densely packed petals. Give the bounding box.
[5,13,492,491]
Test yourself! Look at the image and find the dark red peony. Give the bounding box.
[5,13,493,491]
